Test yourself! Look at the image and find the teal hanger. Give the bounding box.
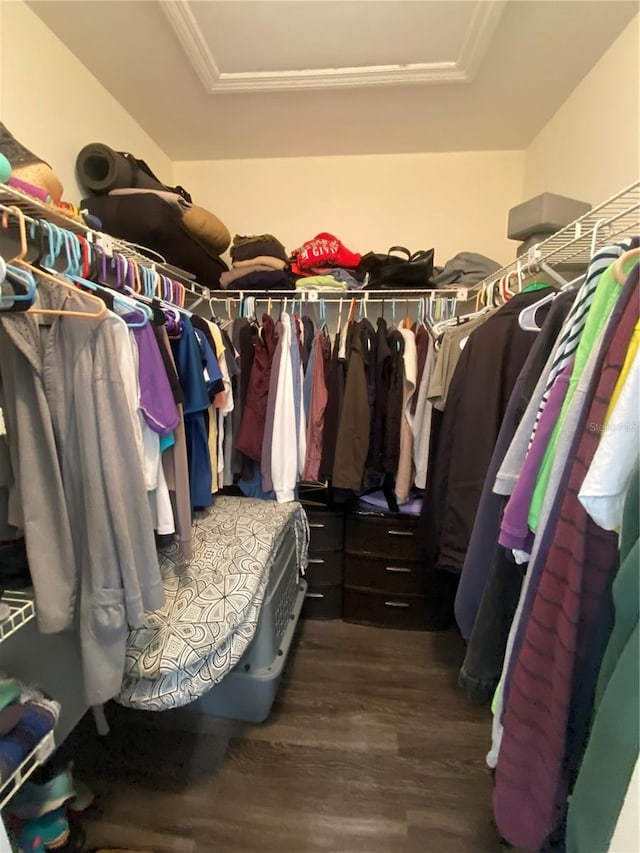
[63,233,150,328]
[319,298,327,331]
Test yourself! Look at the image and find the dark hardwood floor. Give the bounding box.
[62,620,499,852]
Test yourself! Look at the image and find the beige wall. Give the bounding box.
[0,0,172,205]
[175,150,525,267]
[524,15,639,205]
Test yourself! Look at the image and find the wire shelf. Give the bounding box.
[476,181,640,290]
[0,591,35,645]
[0,729,55,811]
[202,287,473,303]
[0,183,199,289]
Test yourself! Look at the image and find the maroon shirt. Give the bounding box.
[235,314,276,462]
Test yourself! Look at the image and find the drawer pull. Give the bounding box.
[309,523,325,529]
[306,592,325,599]
[384,601,410,608]
[387,529,413,537]
[308,558,326,565]
[385,566,411,574]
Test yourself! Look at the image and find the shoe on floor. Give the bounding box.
[8,766,75,819]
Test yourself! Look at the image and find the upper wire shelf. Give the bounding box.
[0,183,200,290]
[476,181,640,290]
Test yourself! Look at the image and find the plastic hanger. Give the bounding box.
[64,232,151,328]
[0,263,37,312]
[0,225,36,312]
[518,271,584,332]
[336,297,343,337]
[2,208,107,319]
[614,247,640,284]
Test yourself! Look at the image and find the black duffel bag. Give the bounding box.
[358,246,435,289]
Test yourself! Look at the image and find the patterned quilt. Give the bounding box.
[117,497,308,711]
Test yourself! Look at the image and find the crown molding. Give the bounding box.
[160,0,506,95]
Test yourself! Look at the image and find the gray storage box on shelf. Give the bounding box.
[508,193,592,241]
[188,534,306,723]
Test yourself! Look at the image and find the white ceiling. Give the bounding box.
[28,0,639,161]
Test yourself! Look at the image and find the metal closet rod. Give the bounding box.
[206,289,470,301]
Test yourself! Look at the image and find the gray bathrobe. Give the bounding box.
[0,281,164,705]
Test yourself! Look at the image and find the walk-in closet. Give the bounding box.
[0,1,638,851]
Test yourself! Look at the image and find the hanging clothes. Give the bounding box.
[170,315,213,511]
[454,290,576,705]
[236,314,277,463]
[157,326,193,560]
[492,265,639,849]
[419,287,555,575]
[333,320,373,491]
[370,317,391,475]
[384,329,405,476]
[270,313,305,502]
[302,330,331,482]
[413,329,436,490]
[0,282,164,706]
[395,327,417,503]
[566,464,639,853]
[319,329,342,481]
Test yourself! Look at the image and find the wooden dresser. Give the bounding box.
[301,505,345,620]
[343,509,429,630]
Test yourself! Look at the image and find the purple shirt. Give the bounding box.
[499,361,573,552]
[132,323,180,436]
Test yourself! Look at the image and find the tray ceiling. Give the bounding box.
[27,0,639,161]
[160,0,506,92]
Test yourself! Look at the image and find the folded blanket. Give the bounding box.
[233,256,286,271]
[220,264,274,289]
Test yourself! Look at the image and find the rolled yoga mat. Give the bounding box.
[76,143,165,195]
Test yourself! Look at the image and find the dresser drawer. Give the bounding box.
[306,510,344,552]
[302,584,343,620]
[346,515,420,561]
[343,589,428,631]
[344,554,422,596]
[305,552,344,587]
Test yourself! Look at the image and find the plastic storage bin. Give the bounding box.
[188,534,306,723]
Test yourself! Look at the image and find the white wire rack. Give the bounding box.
[0,730,55,812]
[0,591,54,817]
[0,591,35,645]
[201,286,474,304]
[0,183,200,290]
[476,181,640,290]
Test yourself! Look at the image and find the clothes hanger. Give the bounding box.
[319,298,328,332]
[500,274,513,302]
[65,232,151,328]
[336,297,343,338]
[518,271,584,332]
[614,247,640,284]
[0,248,37,313]
[0,224,37,312]
[2,209,107,319]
